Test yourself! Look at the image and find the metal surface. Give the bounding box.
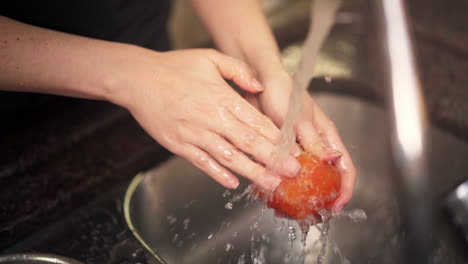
[0,253,83,264]
[371,0,433,261]
[123,1,468,262]
[125,93,468,263]
[446,181,468,243]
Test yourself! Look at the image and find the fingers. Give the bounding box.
[237,94,301,157]
[176,144,240,189]
[229,100,281,144]
[296,120,342,161]
[190,131,282,191]
[207,50,263,93]
[219,112,301,178]
[313,108,357,212]
[332,156,356,212]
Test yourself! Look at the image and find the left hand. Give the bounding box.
[244,70,356,212]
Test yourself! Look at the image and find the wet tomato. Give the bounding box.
[261,152,341,221]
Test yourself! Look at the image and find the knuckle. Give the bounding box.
[246,163,263,181]
[190,150,210,169]
[161,133,183,150]
[271,132,282,144]
[241,133,258,152]
[218,147,238,163]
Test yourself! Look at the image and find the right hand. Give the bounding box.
[245,70,356,211]
[109,48,301,190]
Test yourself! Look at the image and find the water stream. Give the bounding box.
[268,0,342,173]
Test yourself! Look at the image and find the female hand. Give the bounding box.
[245,70,356,211]
[111,48,301,190]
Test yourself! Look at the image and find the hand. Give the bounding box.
[245,71,356,211]
[111,48,301,190]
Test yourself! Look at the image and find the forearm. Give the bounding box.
[0,16,129,102]
[189,0,285,78]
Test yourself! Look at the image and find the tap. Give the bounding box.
[370,0,435,262]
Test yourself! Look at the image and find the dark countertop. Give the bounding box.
[3,184,154,264]
[0,96,171,250]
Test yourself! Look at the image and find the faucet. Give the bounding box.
[371,0,435,262]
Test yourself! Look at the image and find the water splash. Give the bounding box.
[183,218,191,230]
[225,202,234,210]
[167,215,177,225]
[226,243,234,252]
[337,208,367,223]
[223,190,231,198]
[268,0,343,173]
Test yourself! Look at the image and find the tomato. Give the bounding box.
[260,152,341,221]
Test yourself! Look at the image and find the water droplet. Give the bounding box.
[207,233,213,240]
[184,200,197,208]
[167,215,177,225]
[288,225,297,246]
[183,218,190,230]
[276,220,285,231]
[171,233,179,243]
[237,254,246,264]
[188,232,197,239]
[225,202,233,210]
[177,240,184,248]
[222,190,231,197]
[346,209,367,223]
[225,243,233,251]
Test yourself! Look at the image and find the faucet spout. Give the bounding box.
[371,0,435,262]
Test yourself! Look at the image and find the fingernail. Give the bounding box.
[228,178,240,189]
[263,172,281,191]
[283,156,301,177]
[267,177,281,191]
[323,148,342,162]
[251,78,263,91]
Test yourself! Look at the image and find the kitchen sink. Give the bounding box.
[124,91,468,263]
[124,0,468,262]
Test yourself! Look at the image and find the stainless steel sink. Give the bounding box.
[124,92,468,263]
[123,1,468,263]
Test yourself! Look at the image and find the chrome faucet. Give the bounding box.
[371,0,435,262]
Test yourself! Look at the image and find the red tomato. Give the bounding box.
[261,152,341,221]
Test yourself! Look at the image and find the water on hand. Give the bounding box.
[267,0,342,174]
[161,1,370,263]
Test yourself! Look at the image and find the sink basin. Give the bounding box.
[124,1,468,262]
[124,92,468,263]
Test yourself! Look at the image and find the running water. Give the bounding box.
[267,0,342,176]
[164,182,367,263]
[161,1,370,263]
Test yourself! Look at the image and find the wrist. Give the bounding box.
[242,47,286,81]
[97,43,147,107]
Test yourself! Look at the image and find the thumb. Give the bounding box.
[208,50,264,93]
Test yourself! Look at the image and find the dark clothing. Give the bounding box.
[1,0,172,50]
[0,0,172,112]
